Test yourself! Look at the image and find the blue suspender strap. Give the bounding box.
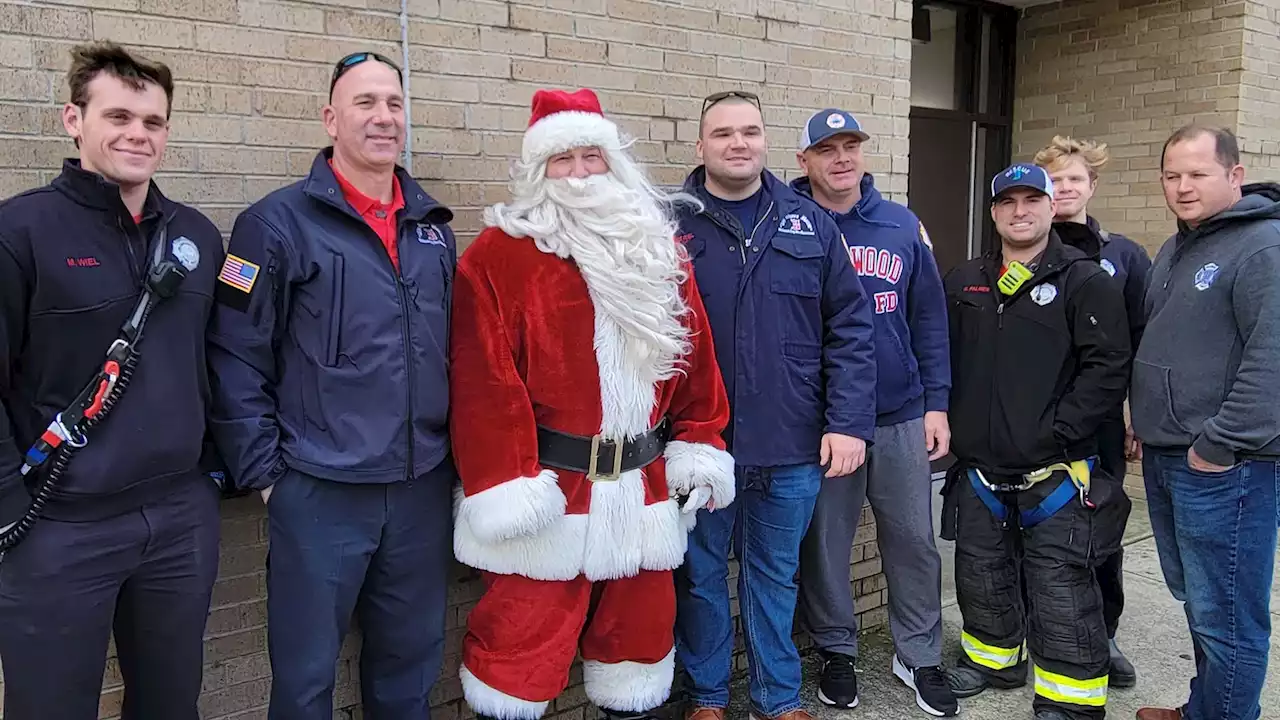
[966,468,1008,523]
[1019,478,1078,528]
[1019,456,1098,528]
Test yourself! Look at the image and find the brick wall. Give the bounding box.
[1239,0,1280,175]
[1010,0,1262,256]
[0,0,910,716]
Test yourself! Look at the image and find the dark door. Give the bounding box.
[908,115,975,277]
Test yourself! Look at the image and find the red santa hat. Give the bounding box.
[521,88,621,165]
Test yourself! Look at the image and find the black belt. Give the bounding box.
[536,418,671,481]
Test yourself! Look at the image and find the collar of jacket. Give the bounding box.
[984,230,1087,281]
[301,147,454,226]
[52,158,170,222]
[682,165,800,216]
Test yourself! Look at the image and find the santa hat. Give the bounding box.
[521,88,621,165]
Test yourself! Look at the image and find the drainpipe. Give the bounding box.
[399,0,413,172]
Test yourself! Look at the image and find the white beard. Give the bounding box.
[485,171,694,394]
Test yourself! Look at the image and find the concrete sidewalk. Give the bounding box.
[726,491,1280,719]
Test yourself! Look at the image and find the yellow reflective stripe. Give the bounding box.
[1033,664,1109,707]
[960,632,1022,670]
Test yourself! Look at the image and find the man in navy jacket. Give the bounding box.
[792,109,958,717]
[207,52,456,719]
[0,42,225,718]
[673,91,877,720]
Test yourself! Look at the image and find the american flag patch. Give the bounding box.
[218,254,259,293]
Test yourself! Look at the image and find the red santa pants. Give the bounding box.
[461,569,676,716]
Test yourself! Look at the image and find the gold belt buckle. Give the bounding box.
[587,434,624,482]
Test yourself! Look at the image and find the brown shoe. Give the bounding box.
[685,709,725,720]
[1136,709,1183,720]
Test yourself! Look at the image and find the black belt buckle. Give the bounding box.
[587,433,624,482]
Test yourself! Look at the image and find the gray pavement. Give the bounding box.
[725,481,1280,719]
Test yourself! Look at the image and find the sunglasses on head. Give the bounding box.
[330,52,403,96]
[701,90,762,116]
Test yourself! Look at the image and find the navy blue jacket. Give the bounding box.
[677,168,877,468]
[792,174,951,426]
[1087,216,1152,353]
[0,160,225,525]
[207,149,456,491]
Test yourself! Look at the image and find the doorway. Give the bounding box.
[908,0,1019,277]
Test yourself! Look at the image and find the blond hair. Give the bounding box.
[1033,135,1110,179]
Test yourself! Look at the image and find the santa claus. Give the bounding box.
[448,88,736,720]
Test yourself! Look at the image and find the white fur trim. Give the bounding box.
[583,648,676,713]
[455,470,564,544]
[522,110,621,165]
[460,663,550,720]
[664,440,735,510]
[455,493,687,582]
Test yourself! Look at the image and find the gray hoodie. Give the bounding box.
[1132,183,1280,465]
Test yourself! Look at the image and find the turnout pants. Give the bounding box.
[0,478,221,720]
[265,462,454,720]
[799,417,944,667]
[945,465,1130,719]
[1093,415,1129,638]
[460,570,677,720]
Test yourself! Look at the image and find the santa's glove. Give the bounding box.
[664,440,736,512]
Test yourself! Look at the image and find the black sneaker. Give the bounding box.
[892,655,959,717]
[816,651,859,708]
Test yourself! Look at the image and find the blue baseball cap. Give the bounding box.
[991,163,1054,201]
[800,108,870,150]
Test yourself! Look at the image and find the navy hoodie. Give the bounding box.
[792,174,951,426]
[0,160,226,525]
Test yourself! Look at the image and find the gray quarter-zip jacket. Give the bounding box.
[1131,183,1280,466]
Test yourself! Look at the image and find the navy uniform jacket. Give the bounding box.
[206,148,456,491]
[0,160,225,524]
[676,167,877,468]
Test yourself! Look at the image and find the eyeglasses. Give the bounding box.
[330,52,403,97]
[701,90,762,117]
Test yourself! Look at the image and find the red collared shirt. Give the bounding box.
[329,160,405,271]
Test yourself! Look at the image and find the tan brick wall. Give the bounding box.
[1239,0,1280,175]
[1010,0,1260,256]
[0,0,911,717]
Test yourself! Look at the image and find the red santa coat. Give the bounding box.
[450,227,735,583]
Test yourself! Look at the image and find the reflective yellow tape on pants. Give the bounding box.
[1033,664,1109,707]
[960,632,1023,670]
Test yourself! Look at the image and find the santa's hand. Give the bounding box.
[682,486,713,515]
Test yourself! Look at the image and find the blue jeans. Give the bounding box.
[1142,448,1279,720]
[675,463,823,718]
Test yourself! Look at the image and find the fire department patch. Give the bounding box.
[778,213,815,236]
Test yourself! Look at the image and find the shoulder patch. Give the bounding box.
[218,254,259,293]
[918,221,933,251]
[216,253,260,313]
[1099,258,1116,276]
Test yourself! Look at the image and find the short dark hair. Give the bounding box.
[1160,124,1240,171]
[67,41,175,119]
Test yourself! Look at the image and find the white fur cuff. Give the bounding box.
[522,110,620,165]
[460,664,551,720]
[664,440,735,509]
[455,469,564,544]
[583,648,675,713]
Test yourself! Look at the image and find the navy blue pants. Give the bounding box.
[266,461,453,720]
[0,479,221,720]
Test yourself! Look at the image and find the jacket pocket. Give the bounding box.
[769,235,823,298]
[874,325,918,409]
[1130,359,1191,442]
[293,251,345,368]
